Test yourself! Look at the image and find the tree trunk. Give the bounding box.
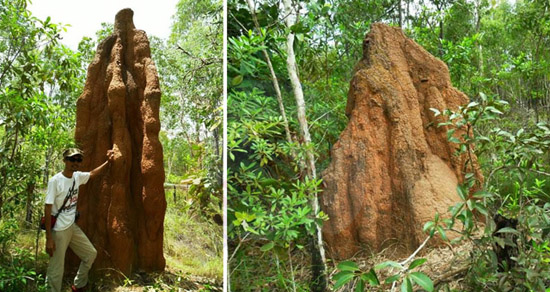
[0,127,20,221]
[213,126,222,188]
[439,16,444,58]
[25,182,35,224]
[325,20,329,85]
[475,0,483,78]
[167,151,175,180]
[406,0,410,27]
[214,127,220,159]
[398,0,403,27]
[282,0,327,290]
[44,147,51,185]
[246,0,293,146]
[437,2,444,58]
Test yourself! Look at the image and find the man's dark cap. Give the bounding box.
[63,148,84,159]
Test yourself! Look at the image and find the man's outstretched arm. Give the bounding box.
[90,150,115,179]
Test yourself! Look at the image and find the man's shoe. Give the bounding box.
[71,284,86,292]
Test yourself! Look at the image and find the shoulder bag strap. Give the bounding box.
[54,179,76,218]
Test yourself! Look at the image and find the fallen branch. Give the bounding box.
[400,236,431,266]
[433,264,470,287]
[228,232,250,263]
[391,236,432,292]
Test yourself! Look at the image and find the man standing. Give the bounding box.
[45,148,115,292]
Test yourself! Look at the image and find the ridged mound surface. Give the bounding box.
[321,23,483,259]
[72,8,166,275]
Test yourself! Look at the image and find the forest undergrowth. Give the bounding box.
[229,98,550,291]
[1,189,222,291]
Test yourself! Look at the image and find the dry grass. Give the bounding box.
[13,189,222,291]
[325,235,479,292]
[163,193,223,280]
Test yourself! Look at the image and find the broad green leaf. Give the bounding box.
[337,260,359,272]
[467,101,479,108]
[333,271,355,289]
[375,261,402,271]
[409,272,434,292]
[486,106,503,115]
[408,258,427,270]
[260,241,274,252]
[423,221,435,233]
[472,190,492,199]
[231,75,243,86]
[437,226,448,241]
[456,185,466,201]
[449,202,464,217]
[479,92,487,101]
[355,279,364,292]
[361,269,380,286]
[448,136,461,144]
[517,128,524,136]
[384,274,401,284]
[466,199,474,210]
[474,203,488,216]
[401,277,413,292]
[429,108,441,116]
[497,227,520,234]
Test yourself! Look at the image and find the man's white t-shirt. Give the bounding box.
[45,171,90,231]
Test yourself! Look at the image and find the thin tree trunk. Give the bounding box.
[475,0,483,78]
[288,245,297,292]
[436,2,444,58]
[439,14,444,58]
[535,102,540,123]
[478,45,483,77]
[325,20,329,85]
[245,0,293,145]
[214,127,220,159]
[406,0,410,28]
[213,127,222,187]
[398,0,403,27]
[25,182,35,224]
[44,148,50,185]
[167,151,175,180]
[282,0,327,290]
[0,127,20,221]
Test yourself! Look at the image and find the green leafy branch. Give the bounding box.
[333,249,434,292]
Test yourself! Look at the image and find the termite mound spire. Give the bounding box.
[73,8,166,275]
[321,23,483,259]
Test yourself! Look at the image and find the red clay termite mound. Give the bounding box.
[73,8,166,275]
[321,23,483,259]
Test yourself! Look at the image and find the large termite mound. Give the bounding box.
[321,23,483,259]
[72,8,166,275]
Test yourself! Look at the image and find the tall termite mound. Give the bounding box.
[321,23,483,259]
[72,8,166,275]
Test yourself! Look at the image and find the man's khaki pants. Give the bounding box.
[47,223,97,292]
